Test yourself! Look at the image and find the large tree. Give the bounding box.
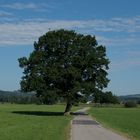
[18,29,110,114]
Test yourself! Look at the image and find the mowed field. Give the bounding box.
[0,104,76,140]
[89,107,140,140]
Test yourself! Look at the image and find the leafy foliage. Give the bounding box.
[93,91,119,104]
[124,101,137,108]
[18,29,110,112]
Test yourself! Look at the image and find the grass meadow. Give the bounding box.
[89,107,140,140]
[0,104,78,140]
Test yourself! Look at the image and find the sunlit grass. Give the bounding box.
[0,104,77,140]
[89,107,140,140]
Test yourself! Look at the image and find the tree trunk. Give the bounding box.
[64,101,72,115]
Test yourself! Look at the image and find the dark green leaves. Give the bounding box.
[18,29,110,104]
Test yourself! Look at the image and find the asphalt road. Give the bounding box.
[71,107,129,140]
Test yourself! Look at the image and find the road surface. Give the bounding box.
[71,107,129,140]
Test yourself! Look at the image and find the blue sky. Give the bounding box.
[0,0,140,95]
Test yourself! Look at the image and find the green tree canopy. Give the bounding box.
[18,29,110,114]
[93,91,119,104]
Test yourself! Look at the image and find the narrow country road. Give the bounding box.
[71,107,129,140]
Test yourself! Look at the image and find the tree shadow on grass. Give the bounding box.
[12,111,64,116]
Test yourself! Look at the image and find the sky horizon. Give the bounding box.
[0,0,140,95]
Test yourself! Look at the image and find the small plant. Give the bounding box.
[124,101,137,108]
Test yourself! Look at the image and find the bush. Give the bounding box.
[137,100,140,104]
[124,101,137,108]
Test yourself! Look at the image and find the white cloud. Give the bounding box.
[2,3,37,10]
[0,20,82,45]
[1,16,140,46]
[0,11,13,17]
[1,3,54,12]
[0,17,140,72]
[96,35,140,47]
[110,58,140,72]
[80,16,140,33]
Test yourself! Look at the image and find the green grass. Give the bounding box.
[89,107,140,140]
[0,104,77,140]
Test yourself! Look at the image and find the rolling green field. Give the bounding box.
[0,104,76,140]
[89,107,140,140]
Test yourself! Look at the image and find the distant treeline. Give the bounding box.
[1,90,139,105]
[119,94,140,103]
[0,90,120,105]
[0,90,41,104]
[93,91,119,104]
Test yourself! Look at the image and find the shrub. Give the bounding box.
[124,101,137,108]
[137,100,140,104]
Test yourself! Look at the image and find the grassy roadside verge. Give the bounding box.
[88,107,140,140]
[0,104,79,140]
